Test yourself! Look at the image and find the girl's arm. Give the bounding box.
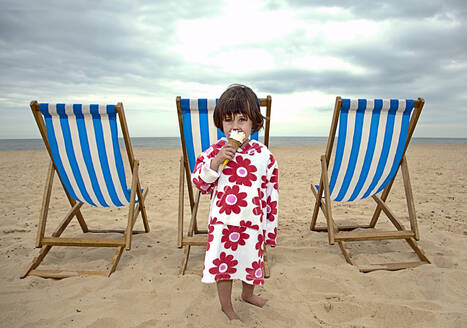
[265,153,279,246]
[191,140,233,194]
[191,146,221,194]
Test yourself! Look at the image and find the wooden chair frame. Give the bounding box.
[176,96,272,276]
[310,97,430,272]
[22,101,150,279]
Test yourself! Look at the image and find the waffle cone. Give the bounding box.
[221,138,243,170]
[228,138,242,150]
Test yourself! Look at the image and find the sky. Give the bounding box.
[1,0,466,139]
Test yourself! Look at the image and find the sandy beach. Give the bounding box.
[1,144,466,327]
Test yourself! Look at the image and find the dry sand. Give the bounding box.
[1,144,466,327]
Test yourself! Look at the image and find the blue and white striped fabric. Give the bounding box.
[179,99,259,172]
[40,103,131,207]
[328,99,414,202]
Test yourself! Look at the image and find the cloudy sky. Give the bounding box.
[1,0,466,139]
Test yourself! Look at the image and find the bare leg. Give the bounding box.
[217,280,240,320]
[241,281,268,308]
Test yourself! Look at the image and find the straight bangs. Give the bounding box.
[220,97,252,120]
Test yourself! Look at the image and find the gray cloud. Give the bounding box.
[268,0,467,20]
[0,0,466,138]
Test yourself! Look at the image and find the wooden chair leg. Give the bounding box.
[22,202,84,279]
[125,160,140,250]
[178,157,184,248]
[107,246,125,276]
[36,161,55,247]
[127,188,149,234]
[401,156,419,240]
[21,245,52,278]
[24,245,125,279]
[130,158,149,234]
[334,237,429,273]
[188,191,201,238]
[372,195,406,231]
[192,189,207,234]
[406,238,430,263]
[369,178,396,228]
[312,178,371,233]
[312,184,362,232]
[310,182,328,231]
[23,184,148,278]
[136,182,150,233]
[178,159,204,275]
[320,155,335,244]
[338,241,355,265]
[62,188,88,233]
[318,181,429,272]
[137,187,149,228]
[180,245,191,275]
[310,161,326,231]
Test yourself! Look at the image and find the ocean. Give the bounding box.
[0,136,466,151]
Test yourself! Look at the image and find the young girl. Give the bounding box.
[191,84,278,321]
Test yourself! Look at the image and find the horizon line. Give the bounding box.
[1,136,467,141]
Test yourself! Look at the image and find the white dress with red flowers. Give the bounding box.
[191,138,278,285]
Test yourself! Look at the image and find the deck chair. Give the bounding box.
[22,101,150,279]
[176,96,272,275]
[310,97,430,272]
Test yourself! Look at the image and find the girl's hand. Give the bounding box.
[211,143,235,170]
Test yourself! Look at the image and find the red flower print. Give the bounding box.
[209,252,238,280]
[216,185,248,214]
[256,233,265,257]
[207,148,219,159]
[192,177,212,193]
[206,224,214,251]
[268,154,276,169]
[266,196,277,222]
[221,225,249,251]
[267,227,277,246]
[207,140,225,158]
[210,216,224,225]
[240,220,259,230]
[223,156,257,186]
[270,168,278,190]
[252,143,263,153]
[252,190,266,217]
[206,217,223,251]
[194,162,203,174]
[261,175,268,189]
[244,142,262,153]
[241,143,252,152]
[242,142,262,153]
[245,260,264,285]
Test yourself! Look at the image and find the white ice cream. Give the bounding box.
[229,130,246,143]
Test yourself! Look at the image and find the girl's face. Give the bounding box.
[222,113,252,144]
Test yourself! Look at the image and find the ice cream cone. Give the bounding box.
[221,130,245,170]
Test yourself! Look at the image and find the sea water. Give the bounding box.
[0,137,466,151]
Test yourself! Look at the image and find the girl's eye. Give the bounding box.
[240,117,247,121]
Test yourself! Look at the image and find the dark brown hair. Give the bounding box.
[213,84,264,133]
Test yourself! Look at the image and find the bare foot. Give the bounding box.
[241,294,268,308]
[222,307,241,321]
